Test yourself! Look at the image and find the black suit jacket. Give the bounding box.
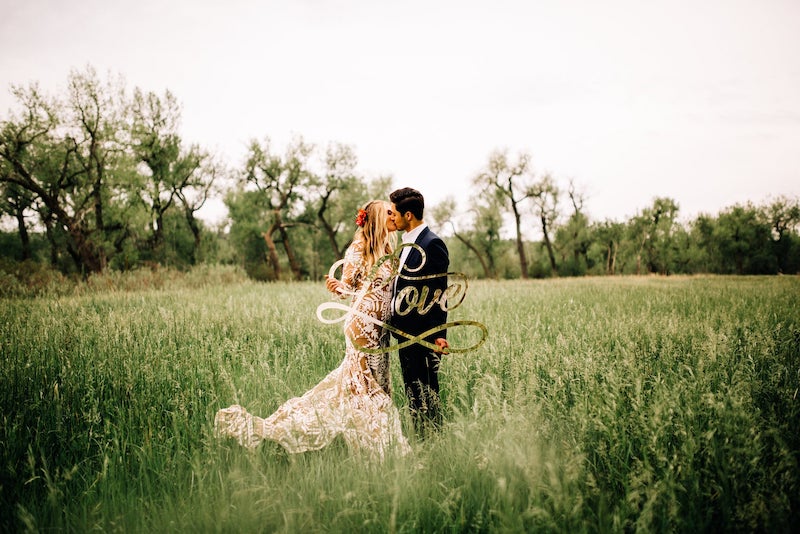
[392,227,449,342]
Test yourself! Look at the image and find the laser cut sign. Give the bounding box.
[316,243,488,354]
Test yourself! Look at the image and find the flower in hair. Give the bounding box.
[355,208,368,227]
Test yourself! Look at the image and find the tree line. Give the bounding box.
[2,67,799,281]
[439,151,800,278]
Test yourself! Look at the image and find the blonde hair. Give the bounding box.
[355,200,395,275]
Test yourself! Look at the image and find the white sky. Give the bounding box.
[1,0,799,227]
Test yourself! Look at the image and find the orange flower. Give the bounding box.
[355,208,368,227]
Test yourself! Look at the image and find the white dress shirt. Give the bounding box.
[398,223,427,272]
[393,223,428,312]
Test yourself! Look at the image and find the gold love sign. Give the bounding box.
[316,243,488,354]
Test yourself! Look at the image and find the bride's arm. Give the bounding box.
[340,242,363,292]
[325,242,363,296]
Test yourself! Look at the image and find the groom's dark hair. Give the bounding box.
[390,187,424,220]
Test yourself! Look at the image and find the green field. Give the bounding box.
[2,275,799,532]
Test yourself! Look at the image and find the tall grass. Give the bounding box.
[1,275,798,532]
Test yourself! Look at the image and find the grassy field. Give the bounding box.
[1,274,798,532]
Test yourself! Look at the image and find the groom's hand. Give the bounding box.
[434,337,449,354]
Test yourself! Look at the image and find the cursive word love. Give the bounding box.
[316,243,487,354]
[394,272,467,316]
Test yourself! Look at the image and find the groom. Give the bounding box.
[388,187,450,435]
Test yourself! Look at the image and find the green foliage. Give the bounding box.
[2,276,798,531]
[714,205,778,274]
[0,228,50,263]
[0,257,72,297]
[0,68,217,276]
[225,189,273,280]
[0,261,247,298]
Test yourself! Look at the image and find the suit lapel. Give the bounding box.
[415,227,430,245]
[404,227,429,273]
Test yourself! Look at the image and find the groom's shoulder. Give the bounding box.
[421,227,447,248]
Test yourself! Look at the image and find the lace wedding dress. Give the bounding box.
[215,241,410,460]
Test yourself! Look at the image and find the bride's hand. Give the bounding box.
[325,275,341,294]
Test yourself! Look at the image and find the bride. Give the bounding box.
[214,200,410,459]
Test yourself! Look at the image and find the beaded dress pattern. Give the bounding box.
[214,241,409,459]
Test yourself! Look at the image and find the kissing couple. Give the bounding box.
[215,187,450,460]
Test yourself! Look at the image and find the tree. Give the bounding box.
[764,195,800,273]
[589,220,624,275]
[529,174,560,275]
[554,179,589,275]
[242,136,314,280]
[65,67,128,259]
[0,79,106,273]
[173,155,221,265]
[0,181,35,260]
[312,142,366,260]
[714,204,776,274]
[473,149,535,278]
[224,189,271,279]
[0,67,139,274]
[432,196,501,279]
[647,197,680,274]
[130,88,213,265]
[627,197,680,274]
[431,197,488,278]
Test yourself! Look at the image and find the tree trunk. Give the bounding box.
[154,210,165,250]
[93,143,105,235]
[319,216,342,259]
[14,204,31,260]
[611,246,617,275]
[513,209,529,279]
[541,214,557,274]
[93,177,104,235]
[609,241,617,275]
[68,221,104,274]
[317,194,343,259]
[635,233,648,275]
[112,226,132,270]
[262,223,282,280]
[184,209,201,265]
[42,194,105,274]
[42,213,60,267]
[277,220,302,280]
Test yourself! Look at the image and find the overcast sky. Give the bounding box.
[2,0,798,227]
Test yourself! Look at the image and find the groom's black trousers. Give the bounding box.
[398,342,442,434]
